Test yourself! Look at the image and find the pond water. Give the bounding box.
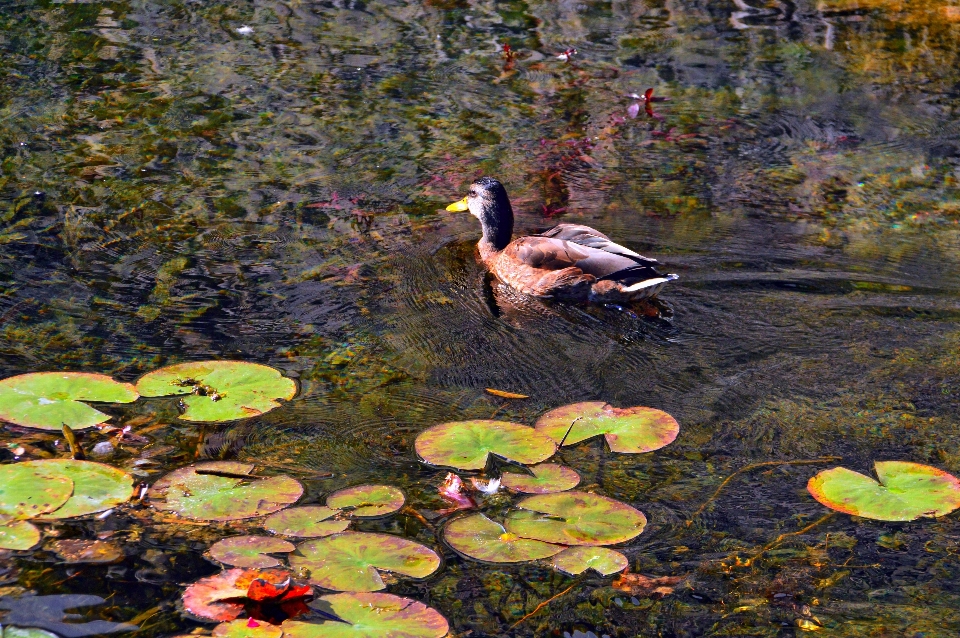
[2,0,960,635]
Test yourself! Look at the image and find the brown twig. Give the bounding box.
[752,512,836,559]
[400,505,435,532]
[509,579,581,630]
[685,457,841,526]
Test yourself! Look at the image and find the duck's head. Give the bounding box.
[446,177,514,250]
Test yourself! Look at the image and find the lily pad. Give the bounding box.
[501,463,580,494]
[0,520,42,551]
[181,568,296,622]
[290,532,441,592]
[415,420,556,470]
[136,361,297,422]
[49,539,124,564]
[505,492,647,546]
[213,620,283,638]
[535,402,679,454]
[281,592,448,638]
[326,485,404,518]
[0,594,137,637]
[807,461,960,521]
[0,464,73,523]
[148,462,303,521]
[443,513,563,563]
[263,506,350,538]
[3,628,61,638]
[0,372,138,431]
[27,460,134,520]
[209,536,296,569]
[550,546,629,576]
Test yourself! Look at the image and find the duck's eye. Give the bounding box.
[468,190,476,197]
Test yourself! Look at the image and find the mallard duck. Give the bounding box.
[446,177,678,302]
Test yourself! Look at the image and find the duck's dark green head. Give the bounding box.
[446,177,514,250]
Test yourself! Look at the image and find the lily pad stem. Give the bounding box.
[509,577,584,630]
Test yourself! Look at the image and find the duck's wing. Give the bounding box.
[536,224,660,267]
[504,236,660,283]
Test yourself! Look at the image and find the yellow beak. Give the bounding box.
[446,197,469,212]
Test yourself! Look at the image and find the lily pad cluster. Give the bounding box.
[0,460,134,550]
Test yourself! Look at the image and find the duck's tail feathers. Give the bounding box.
[590,273,678,302]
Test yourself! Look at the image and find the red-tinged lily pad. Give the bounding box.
[415,420,556,470]
[505,491,647,546]
[209,536,296,569]
[501,463,580,494]
[28,460,134,520]
[148,462,303,521]
[136,361,297,422]
[0,372,138,431]
[807,461,960,521]
[212,619,283,638]
[0,463,73,523]
[550,546,628,576]
[444,513,563,563]
[290,532,441,592]
[535,402,679,454]
[281,592,448,638]
[326,485,404,518]
[182,568,299,622]
[0,519,42,551]
[263,506,350,538]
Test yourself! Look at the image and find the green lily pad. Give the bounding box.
[213,620,283,638]
[290,532,441,592]
[26,460,134,520]
[415,420,556,470]
[501,463,580,494]
[148,462,303,521]
[136,361,297,422]
[535,402,679,454]
[505,491,647,546]
[263,506,350,538]
[3,627,61,638]
[209,536,296,569]
[0,464,73,523]
[443,513,563,563]
[326,485,404,518]
[0,372,138,431]
[281,592,448,638]
[550,546,629,576]
[807,461,960,521]
[0,519,42,551]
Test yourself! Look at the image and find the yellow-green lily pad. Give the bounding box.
[209,536,296,569]
[0,372,138,431]
[0,519,42,551]
[535,402,679,454]
[263,506,350,538]
[148,462,303,521]
[26,460,134,520]
[415,420,556,470]
[550,546,629,576]
[281,592,448,638]
[212,620,283,638]
[501,463,580,494]
[0,463,73,523]
[136,361,297,422]
[443,513,563,563]
[505,491,647,546]
[326,485,404,518]
[808,461,960,521]
[290,532,441,592]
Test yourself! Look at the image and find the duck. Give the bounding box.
[445,177,678,302]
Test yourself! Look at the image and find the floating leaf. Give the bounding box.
[49,539,124,564]
[807,461,960,521]
[326,485,404,518]
[505,492,647,546]
[181,568,294,622]
[485,388,529,399]
[415,420,556,470]
[290,532,440,592]
[444,513,562,563]
[535,402,679,454]
[212,620,283,638]
[2,627,61,638]
[0,372,138,431]
[501,463,580,494]
[148,462,303,521]
[209,536,296,569]
[27,460,134,520]
[0,520,41,551]
[0,463,73,523]
[281,592,448,638]
[0,594,137,637]
[263,506,349,538]
[136,361,297,422]
[550,546,628,576]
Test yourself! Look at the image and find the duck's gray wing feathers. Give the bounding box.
[506,236,660,283]
[536,223,660,267]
